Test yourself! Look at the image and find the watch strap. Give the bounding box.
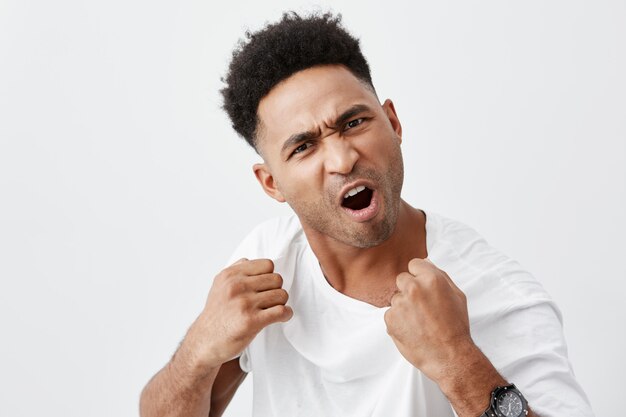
[480,409,497,417]
[480,384,528,417]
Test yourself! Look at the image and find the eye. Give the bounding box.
[345,118,365,130]
[292,142,313,156]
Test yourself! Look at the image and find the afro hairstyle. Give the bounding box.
[220,11,375,150]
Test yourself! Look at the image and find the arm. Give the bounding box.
[139,350,246,417]
[139,258,292,417]
[208,358,248,417]
[139,343,220,417]
[384,258,539,417]
[431,340,539,417]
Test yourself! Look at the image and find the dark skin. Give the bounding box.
[139,257,292,417]
[139,65,537,417]
[312,203,427,307]
[254,65,538,415]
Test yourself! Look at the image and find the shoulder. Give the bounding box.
[424,209,554,311]
[425,209,519,272]
[425,209,498,251]
[226,214,306,264]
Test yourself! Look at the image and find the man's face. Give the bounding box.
[254,65,404,248]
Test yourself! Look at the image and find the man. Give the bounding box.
[140,12,594,417]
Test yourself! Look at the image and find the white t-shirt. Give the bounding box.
[227,209,594,417]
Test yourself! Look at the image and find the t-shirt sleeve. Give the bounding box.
[222,217,294,374]
[222,226,266,374]
[238,348,252,373]
[437,215,594,416]
[474,297,595,417]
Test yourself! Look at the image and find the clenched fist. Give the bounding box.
[384,258,472,382]
[184,258,293,370]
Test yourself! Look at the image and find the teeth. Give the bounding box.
[343,185,366,199]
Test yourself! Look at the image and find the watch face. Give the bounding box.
[496,391,524,417]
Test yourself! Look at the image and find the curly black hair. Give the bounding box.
[220,11,375,150]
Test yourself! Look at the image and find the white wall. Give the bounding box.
[1,1,623,416]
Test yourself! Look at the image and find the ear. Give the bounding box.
[253,163,286,203]
[382,99,402,143]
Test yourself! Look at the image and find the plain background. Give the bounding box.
[1,0,624,416]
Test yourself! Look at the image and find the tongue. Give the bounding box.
[343,188,373,210]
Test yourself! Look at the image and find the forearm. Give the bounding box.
[140,258,293,417]
[139,340,220,417]
[436,341,537,417]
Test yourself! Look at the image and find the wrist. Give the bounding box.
[171,327,223,383]
[184,315,231,370]
[481,384,530,417]
[169,342,220,391]
[435,340,507,417]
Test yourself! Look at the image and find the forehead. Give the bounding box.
[256,65,378,153]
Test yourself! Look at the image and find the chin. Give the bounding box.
[339,216,397,249]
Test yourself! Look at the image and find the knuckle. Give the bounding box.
[402,278,418,295]
[233,296,250,312]
[396,272,411,286]
[237,314,255,332]
[275,304,288,316]
[226,280,245,297]
[274,305,293,321]
[422,272,438,287]
[225,262,241,274]
[406,283,419,298]
[408,257,424,273]
[220,267,239,281]
[230,258,247,268]
[264,305,284,323]
[273,273,284,287]
[259,258,274,272]
[277,289,289,303]
[214,270,229,284]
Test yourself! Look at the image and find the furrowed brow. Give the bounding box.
[331,104,372,129]
[281,129,321,156]
[280,104,371,156]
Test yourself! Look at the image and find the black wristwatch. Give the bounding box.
[480,384,529,417]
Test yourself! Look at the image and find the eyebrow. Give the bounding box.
[280,104,372,156]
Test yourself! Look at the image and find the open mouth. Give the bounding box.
[341,185,374,211]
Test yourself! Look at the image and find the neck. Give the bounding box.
[302,200,428,304]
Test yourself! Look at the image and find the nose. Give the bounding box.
[323,136,360,175]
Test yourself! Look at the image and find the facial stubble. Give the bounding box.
[284,142,404,249]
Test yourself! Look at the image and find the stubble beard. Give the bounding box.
[288,146,405,249]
